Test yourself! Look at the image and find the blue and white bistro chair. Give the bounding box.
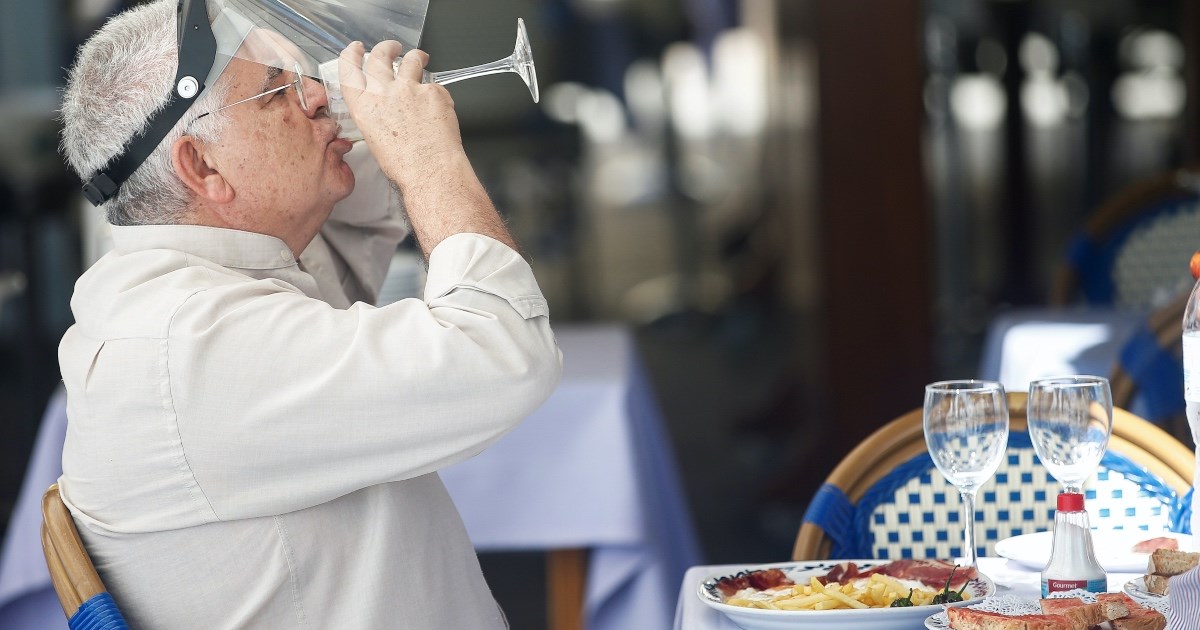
[1050,167,1200,311]
[1109,290,1190,442]
[41,484,130,630]
[794,393,1195,561]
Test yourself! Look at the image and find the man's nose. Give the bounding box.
[301,76,328,116]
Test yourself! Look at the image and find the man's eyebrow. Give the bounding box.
[260,65,284,92]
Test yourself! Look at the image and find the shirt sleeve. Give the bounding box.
[1168,565,1200,630]
[299,142,409,306]
[167,233,562,521]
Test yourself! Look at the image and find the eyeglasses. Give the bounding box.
[192,63,311,125]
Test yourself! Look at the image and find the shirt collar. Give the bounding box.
[110,224,297,270]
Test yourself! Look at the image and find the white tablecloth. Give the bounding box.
[673,557,1140,630]
[0,324,702,630]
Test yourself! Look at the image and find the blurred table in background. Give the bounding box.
[978,308,1145,395]
[0,324,701,630]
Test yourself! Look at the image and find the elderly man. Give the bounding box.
[55,0,561,627]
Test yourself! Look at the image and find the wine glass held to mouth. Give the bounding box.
[923,380,1011,569]
[320,18,539,144]
[201,0,539,144]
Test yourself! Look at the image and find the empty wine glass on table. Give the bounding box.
[1027,375,1112,595]
[923,380,1010,568]
[1027,376,1113,494]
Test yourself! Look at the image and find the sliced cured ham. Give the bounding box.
[860,559,978,588]
[1131,537,1179,553]
[714,568,793,597]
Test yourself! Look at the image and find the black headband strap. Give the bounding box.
[81,0,217,206]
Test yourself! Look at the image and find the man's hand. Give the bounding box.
[338,41,466,190]
[336,41,519,257]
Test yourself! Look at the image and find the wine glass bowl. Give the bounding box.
[1027,376,1113,494]
[923,380,1010,567]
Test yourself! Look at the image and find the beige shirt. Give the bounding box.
[56,191,562,628]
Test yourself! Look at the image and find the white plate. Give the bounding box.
[1123,577,1165,603]
[924,591,1171,629]
[994,531,1194,573]
[697,560,994,630]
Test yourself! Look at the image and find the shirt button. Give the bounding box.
[280,250,291,262]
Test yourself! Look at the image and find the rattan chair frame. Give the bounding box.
[41,483,107,617]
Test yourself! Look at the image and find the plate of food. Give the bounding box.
[1124,577,1162,602]
[1125,547,1200,601]
[993,531,1194,573]
[924,591,1169,629]
[697,559,994,630]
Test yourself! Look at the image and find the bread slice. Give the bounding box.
[1110,608,1168,630]
[946,606,1084,630]
[1142,573,1171,596]
[1141,548,1199,596]
[1095,593,1167,630]
[1040,596,1129,626]
[1097,592,1144,609]
[1146,548,1200,575]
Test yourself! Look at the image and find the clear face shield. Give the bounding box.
[208,0,426,74]
[208,0,536,141]
[207,0,424,139]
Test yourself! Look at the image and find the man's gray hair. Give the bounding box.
[60,0,231,226]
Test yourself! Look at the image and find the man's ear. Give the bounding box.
[171,135,234,204]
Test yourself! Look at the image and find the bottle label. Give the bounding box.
[1184,334,1200,403]
[1041,578,1106,596]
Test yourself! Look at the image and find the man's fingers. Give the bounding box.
[395,49,430,83]
[338,41,367,100]
[364,40,404,82]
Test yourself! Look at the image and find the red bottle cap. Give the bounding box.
[1057,492,1085,512]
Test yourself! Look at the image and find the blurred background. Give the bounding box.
[2,0,1199,627]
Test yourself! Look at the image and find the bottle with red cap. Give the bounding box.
[1040,492,1106,596]
[1182,250,1200,538]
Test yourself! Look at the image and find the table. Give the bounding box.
[977,307,1163,418]
[977,307,1146,391]
[0,324,702,630]
[673,558,1140,629]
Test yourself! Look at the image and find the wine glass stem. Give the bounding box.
[960,488,979,567]
[427,57,513,86]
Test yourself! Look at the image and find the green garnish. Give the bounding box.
[931,566,969,604]
[890,588,915,607]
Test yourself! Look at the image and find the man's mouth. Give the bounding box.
[326,125,353,154]
[330,136,353,156]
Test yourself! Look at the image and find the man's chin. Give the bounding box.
[331,166,356,202]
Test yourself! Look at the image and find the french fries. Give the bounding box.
[725,573,939,611]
